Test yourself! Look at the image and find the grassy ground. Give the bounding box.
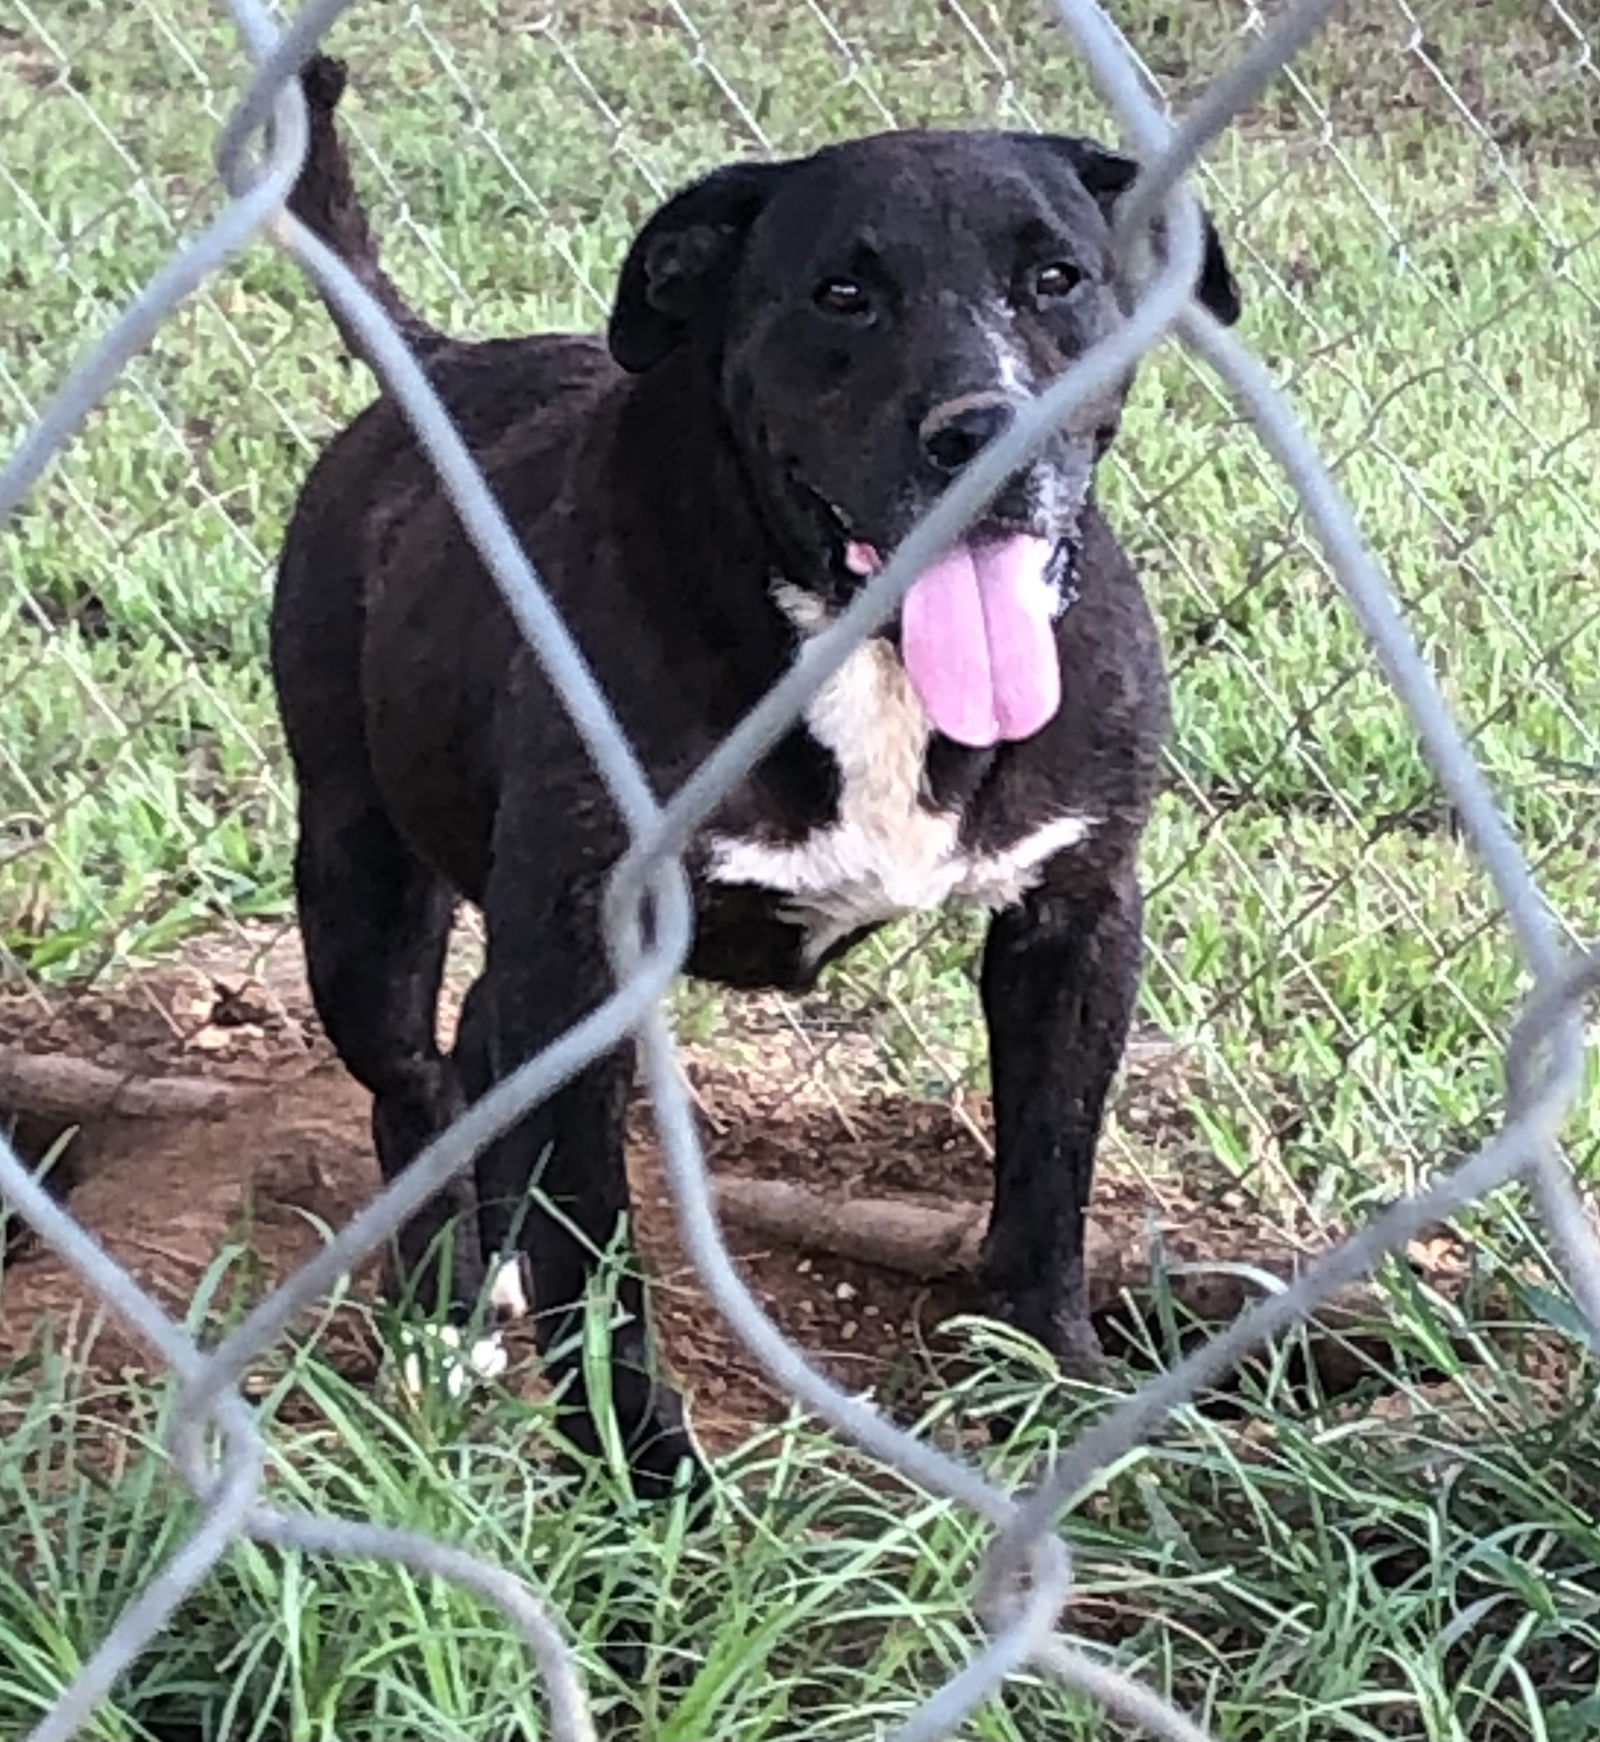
[2,1261,1598,1742]
[3,0,1597,1206]
[2,0,1600,1735]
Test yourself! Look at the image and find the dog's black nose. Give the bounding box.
[920,399,1016,474]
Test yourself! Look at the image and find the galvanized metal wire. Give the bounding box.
[1,1,1597,1739]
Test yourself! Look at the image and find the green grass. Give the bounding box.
[2,1238,1599,1742]
[3,1,1600,1734]
[4,0,1598,1211]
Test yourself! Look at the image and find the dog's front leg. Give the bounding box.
[470,862,700,1501]
[977,857,1143,1374]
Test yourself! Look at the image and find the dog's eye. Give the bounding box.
[813,276,873,319]
[1034,261,1083,299]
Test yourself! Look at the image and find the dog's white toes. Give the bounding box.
[488,1253,531,1322]
[394,1321,507,1402]
[465,1326,509,1382]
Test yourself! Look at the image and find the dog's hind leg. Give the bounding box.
[293,781,486,1318]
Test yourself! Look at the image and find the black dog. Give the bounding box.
[272,55,1240,1493]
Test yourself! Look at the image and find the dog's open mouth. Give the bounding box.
[810,488,1077,750]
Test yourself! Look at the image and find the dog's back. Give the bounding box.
[271,334,622,893]
[272,57,630,901]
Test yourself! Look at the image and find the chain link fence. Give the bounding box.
[2,0,1598,1737]
[4,0,1598,1203]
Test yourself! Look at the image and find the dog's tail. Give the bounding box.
[286,54,449,365]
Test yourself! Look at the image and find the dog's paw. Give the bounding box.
[552,1363,712,1513]
[1048,1313,1109,1383]
[967,1291,1110,1447]
[488,1252,531,1324]
[625,1419,709,1508]
[979,1281,1108,1382]
[391,1319,508,1403]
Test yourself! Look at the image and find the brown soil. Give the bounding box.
[0,922,1463,1454]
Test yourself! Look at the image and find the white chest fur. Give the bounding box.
[703,595,1096,962]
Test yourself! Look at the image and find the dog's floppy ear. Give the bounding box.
[1039,135,1242,326]
[609,159,798,372]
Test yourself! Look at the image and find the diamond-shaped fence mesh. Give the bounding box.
[1,0,1598,1738]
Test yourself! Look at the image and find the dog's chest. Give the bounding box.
[703,637,1094,961]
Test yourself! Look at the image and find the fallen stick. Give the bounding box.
[714,1175,985,1280]
[711,1174,1399,1335]
[712,1177,1154,1294]
[0,1047,255,1123]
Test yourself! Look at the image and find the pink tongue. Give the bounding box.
[899,535,1061,747]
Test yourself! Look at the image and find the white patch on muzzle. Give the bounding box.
[983,311,1036,398]
[979,307,1097,559]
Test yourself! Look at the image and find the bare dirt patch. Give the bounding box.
[0,924,1466,1452]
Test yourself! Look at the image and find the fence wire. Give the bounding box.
[1,0,1598,1739]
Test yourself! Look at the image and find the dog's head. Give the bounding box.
[608,130,1239,748]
